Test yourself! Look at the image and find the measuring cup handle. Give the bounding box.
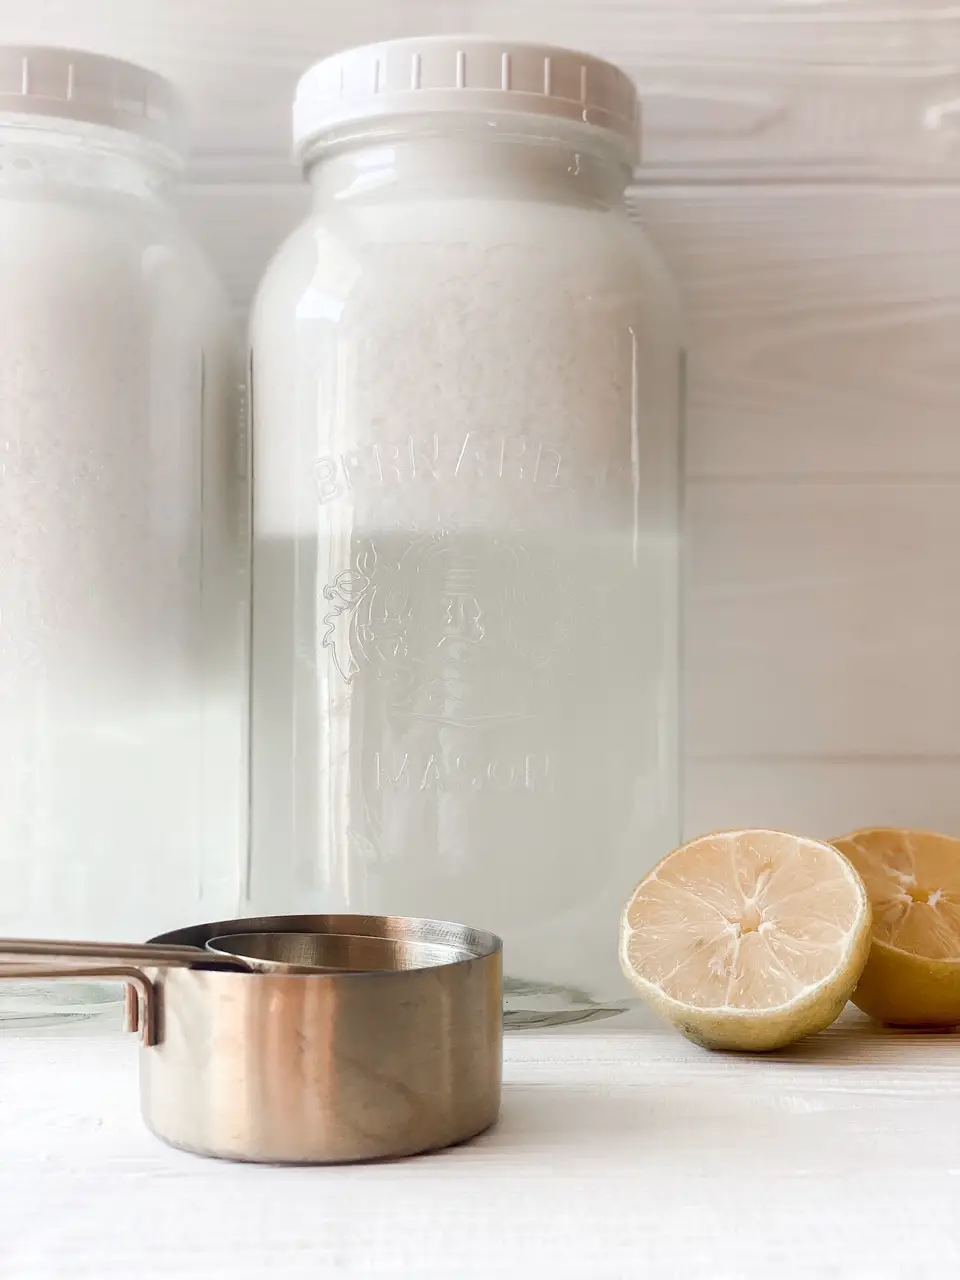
[0,964,159,1046]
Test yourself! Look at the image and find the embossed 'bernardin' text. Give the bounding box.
[313,432,609,504]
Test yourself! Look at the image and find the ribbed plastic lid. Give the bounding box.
[294,36,640,164]
[0,46,183,154]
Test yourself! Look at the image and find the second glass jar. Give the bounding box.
[248,37,683,1024]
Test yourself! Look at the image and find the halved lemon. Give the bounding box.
[831,827,960,1027]
[619,829,872,1051]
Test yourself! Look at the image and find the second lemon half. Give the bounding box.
[832,827,960,1027]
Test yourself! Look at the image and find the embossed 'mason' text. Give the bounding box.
[314,432,590,505]
[374,751,553,794]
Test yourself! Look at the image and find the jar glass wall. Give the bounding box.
[248,39,682,1025]
[0,49,246,1022]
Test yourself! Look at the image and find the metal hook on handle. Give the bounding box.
[0,936,250,1049]
[0,964,159,1046]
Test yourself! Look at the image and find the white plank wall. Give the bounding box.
[4,1,959,844]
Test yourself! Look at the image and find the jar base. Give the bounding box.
[503,976,632,1029]
[0,980,123,1027]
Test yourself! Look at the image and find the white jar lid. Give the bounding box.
[294,36,639,164]
[0,46,183,154]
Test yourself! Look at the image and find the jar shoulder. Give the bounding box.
[251,201,680,339]
[0,190,225,297]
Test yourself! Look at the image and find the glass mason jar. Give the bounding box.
[0,48,246,1020]
[249,37,682,1026]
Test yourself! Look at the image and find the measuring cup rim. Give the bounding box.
[150,914,503,978]
[205,931,483,975]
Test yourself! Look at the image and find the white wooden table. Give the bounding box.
[2,1012,958,1279]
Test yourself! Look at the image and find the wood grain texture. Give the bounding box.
[637,186,960,477]
[2,1,960,178]
[477,1,960,179]
[686,758,960,840]
[687,480,960,758]
[3,1023,960,1279]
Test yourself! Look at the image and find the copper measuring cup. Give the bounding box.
[0,914,504,1164]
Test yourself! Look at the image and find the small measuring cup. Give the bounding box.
[207,930,476,972]
[0,929,473,975]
